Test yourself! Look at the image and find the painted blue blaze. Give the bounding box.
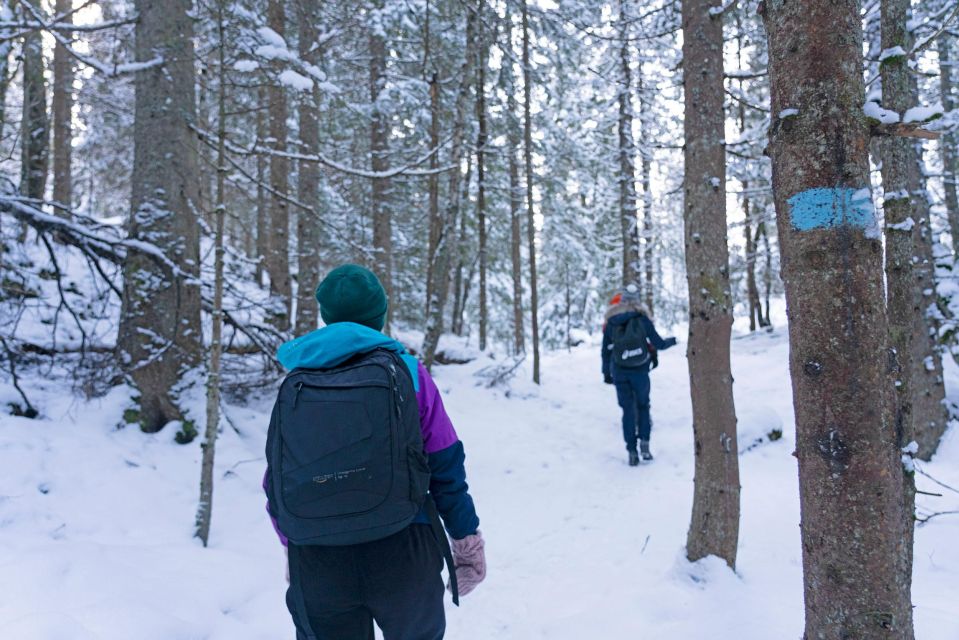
[787,187,876,233]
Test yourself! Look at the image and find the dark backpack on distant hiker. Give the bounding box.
[265,349,431,546]
[611,316,652,369]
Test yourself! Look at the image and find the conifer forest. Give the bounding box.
[1,0,959,638]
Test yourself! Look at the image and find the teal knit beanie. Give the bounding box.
[315,264,388,331]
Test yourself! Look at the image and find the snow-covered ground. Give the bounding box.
[2,325,958,639]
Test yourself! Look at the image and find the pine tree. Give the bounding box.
[761,0,914,635]
[682,0,740,569]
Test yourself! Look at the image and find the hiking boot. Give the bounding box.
[628,450,640,466]
[640,440,653,461]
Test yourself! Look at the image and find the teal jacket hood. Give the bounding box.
[276,322,419,390]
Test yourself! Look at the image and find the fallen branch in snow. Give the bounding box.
[916,466,959,496]
[0,336,38,418]
[1,191,284,369]
[915,509,959,526]
[473,355,525,388]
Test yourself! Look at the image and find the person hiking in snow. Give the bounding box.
[602,284,677,466]
[263,264,485,640]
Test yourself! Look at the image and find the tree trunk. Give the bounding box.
[196,0,228,546]
[880,0,946,461]
[637,62,655,314]
[266,0,291,329]
[618,0,641,288]
[118,0,202,433]
[52,0,73,216]
[425,70,441,320]
[522,0,541,384]
[939,36,959,250]
[507,63,525,355]
[450,157,472,336]
[255,87,268,287]
[0,0,12,136]
[422,7,476,369]
[21,28,48,202]
[682,0,740,569]
[475,0,489,351]
[760,0,914,637]
[294,0,321,336]
[369,1,392,327]
[735,25,761,332]
[758,219,772,325]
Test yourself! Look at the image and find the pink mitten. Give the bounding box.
[449,531,486,597]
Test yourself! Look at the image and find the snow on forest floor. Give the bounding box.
[1,325,959,639]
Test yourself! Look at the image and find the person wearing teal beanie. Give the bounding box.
[268,263,485,639]
[315,263,389,331]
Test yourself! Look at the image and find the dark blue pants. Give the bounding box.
[614,368,652,452]
[287,524,445,640]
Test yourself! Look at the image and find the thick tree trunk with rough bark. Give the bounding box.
[522,0,541,384]
[618,0,640,287]
[879,0,946,462]
[294,0,321,336]
[369,1,392,326]
[21,29,48,202]
[682,0,740,569]
[760,1,914,637]
[118,0,202,433]
[52,0,73,215]
[266,0,291,329]
[939,36,959,249]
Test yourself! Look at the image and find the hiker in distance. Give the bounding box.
[264,264,485,640]
[602,284,677,466]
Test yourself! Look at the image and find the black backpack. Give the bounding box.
[611,316,651,369]
[265,349,430,546]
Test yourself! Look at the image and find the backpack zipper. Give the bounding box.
[293,381,304,409]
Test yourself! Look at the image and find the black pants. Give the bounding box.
[287,524,446,640]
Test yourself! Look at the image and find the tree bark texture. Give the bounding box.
[475,0,489,351]
[21,28,48,201]
[425,70,441,320]
[637,64,655,314]
[52,0,74,214]
[507,72,525,355]
[118,0,202,432]
[266,0,291,329]
[422,8,476,369]
[0,0,12,136]
[879,0,946,462]
[618,0,641,288]
[939,36,959,250]
[294,0,321,336]
[760,0,914,637]
[682,0,740,569]
[255,87,269,287]
[369,3,392,327]
[196,3,229,546]
[522,0,541,384]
